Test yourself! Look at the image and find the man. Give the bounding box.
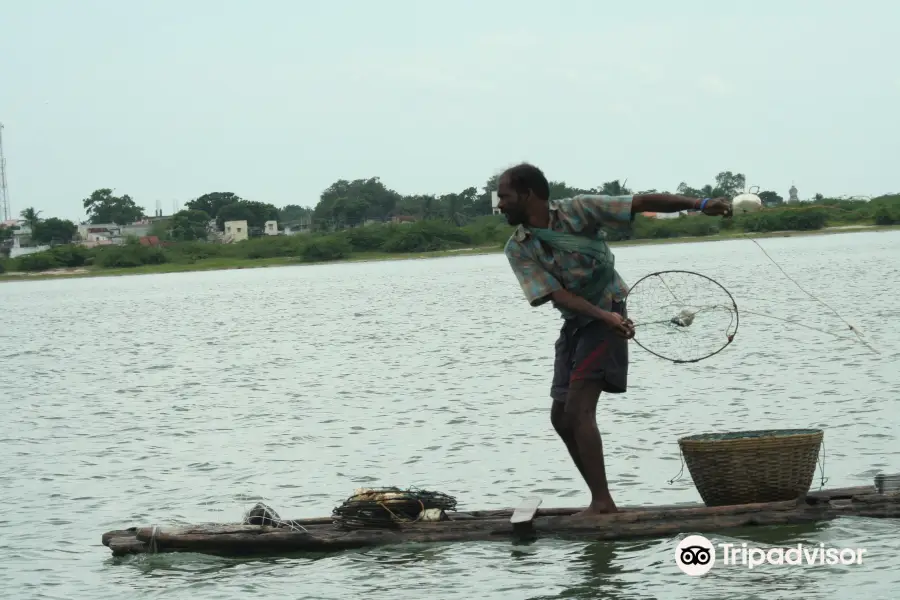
[497,163,731,516]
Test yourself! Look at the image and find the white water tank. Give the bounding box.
[732,192,763,214]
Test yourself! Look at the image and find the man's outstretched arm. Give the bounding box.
[563,193,730,233]
[632,193,731,215]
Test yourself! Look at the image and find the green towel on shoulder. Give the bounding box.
[529,227,616,320]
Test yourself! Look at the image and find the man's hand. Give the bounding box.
[548,289,635,338]
[699,197,732,217]
[599,310,635,339]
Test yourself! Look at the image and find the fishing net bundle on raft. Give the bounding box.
[331,486,458,529]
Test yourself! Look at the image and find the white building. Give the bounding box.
[0,220,50,257]
[10,237,50,258]
[223,220,248,242]
[74,221,154,246]
[77,224,120,243]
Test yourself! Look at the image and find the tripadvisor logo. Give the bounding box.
[675,534,867,575]
[676,535,716,576]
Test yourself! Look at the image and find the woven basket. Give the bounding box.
[679,429,823,507]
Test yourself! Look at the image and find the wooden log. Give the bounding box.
[115,507,843,557]
[375,485,877,522]
[102,528,137,547]
[131,497,802,546]
[280,517,334,526]
[101,488,900,558]
[278,486,875,526]
[807,485,875,498]
[106,536,149,556]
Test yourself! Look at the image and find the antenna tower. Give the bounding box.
[0,122,10,222]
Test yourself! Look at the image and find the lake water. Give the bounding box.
[2,230,898,600]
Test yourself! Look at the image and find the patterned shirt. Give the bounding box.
[504,194,634,319]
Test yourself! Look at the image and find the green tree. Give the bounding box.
[186,192,242,221]
[676,182,713,198]
[437,186,480,225]
[677,171,746,198]
[873,206,897,225]
[599,179,633,195]
[169,209,211,241]
[20,207,42,232]
[83,188,145,224]
[31,217,77,245]
[279,204,314,224]
[215,200,279,231]
[391,187,482,225]
[147,219,172,239]
[393,194,425,217]
[714,171,746,197]
[313,178,403,228]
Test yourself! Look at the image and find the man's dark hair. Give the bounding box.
[504,163,549,201]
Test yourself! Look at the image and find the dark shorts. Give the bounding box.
[550,301,629,402]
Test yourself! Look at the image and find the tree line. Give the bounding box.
[3,194,899,275]
[2,168,899,275]
[1,169,786,247]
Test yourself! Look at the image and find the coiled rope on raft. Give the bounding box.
[331,486,458,529]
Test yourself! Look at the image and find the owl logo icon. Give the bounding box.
[676,535,716,576]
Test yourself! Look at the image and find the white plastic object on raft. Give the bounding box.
[732,192,763,214]
[418,508,447,521]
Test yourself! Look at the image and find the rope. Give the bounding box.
[331,487,457,529]
[147,525,159,554]
[741,233,879,355]
[140,498,302,555]
[739,309,856,341]
[818,439,829,489]
[667,452,686,486]
[633,304,733,329]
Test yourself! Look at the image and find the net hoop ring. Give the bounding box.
[624,269,740,364]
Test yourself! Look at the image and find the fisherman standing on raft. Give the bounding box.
[497,163,731,516]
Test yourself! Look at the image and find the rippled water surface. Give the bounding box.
[2,230,899,600]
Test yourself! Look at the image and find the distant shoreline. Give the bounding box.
[2,223,897,283]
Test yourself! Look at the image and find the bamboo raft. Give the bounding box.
[102,479,900,558]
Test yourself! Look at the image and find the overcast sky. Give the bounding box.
[1,0,898,222]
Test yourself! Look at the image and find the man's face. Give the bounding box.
[496,175,528,226]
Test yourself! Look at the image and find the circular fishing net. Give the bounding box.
[331,486,458,529]
[626,270,739,363]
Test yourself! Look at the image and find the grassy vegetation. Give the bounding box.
[2,195,899,282]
